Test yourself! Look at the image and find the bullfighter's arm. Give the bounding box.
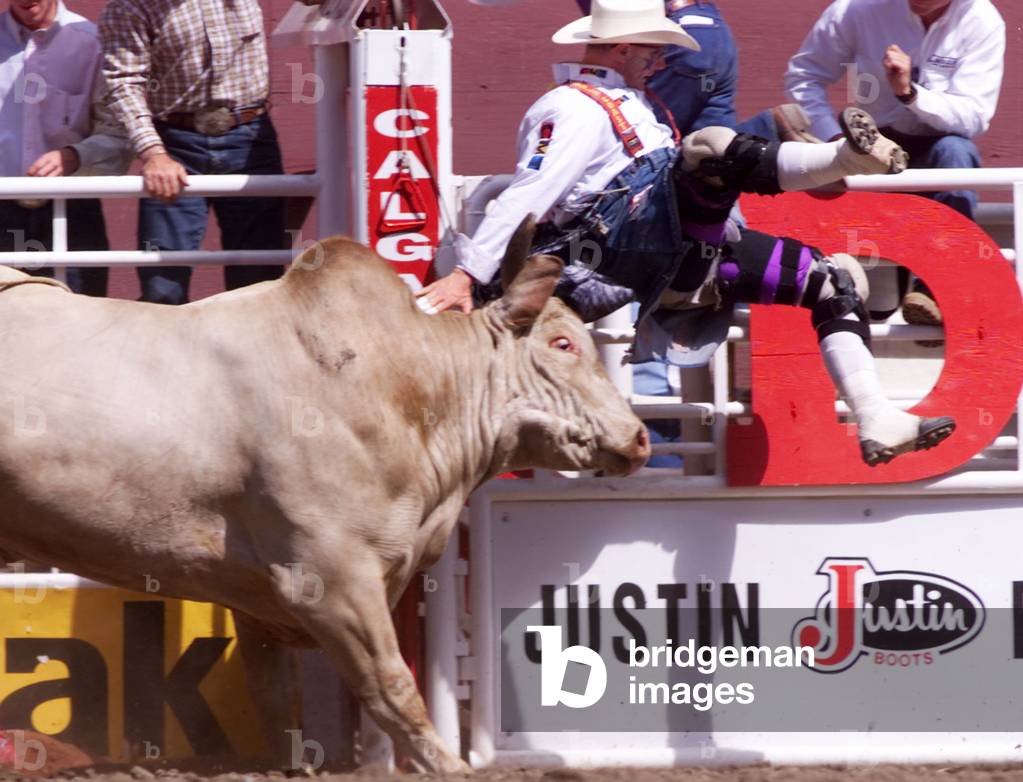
[455,90,603,285]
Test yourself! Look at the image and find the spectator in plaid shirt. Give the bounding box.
[99,0,285,304]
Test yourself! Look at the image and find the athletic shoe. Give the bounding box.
[860,416,956,467]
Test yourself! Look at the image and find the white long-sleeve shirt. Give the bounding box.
[784,0,1004,142]
[456,63,676,285]
[0,2,130,177]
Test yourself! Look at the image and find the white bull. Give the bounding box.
[0,218,650,772]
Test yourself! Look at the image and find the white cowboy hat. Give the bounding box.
[553,0,700,50]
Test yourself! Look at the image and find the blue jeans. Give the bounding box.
[536,148,685,323]
[880,129,980,220]
[630,304,683,469]
[138,114,286,304]
[0,199,109,296]
[647,2,738,133]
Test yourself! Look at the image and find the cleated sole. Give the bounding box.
[839,107,909,174]
[860,417,956,467]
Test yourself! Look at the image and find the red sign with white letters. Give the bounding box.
[365,86,441,285]
[729,192,1023,485]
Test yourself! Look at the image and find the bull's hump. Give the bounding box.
[284,236,407,296]
[281,235,456,351]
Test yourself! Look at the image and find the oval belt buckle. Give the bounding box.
[195,107,233,136]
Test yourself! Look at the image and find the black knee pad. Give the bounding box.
[804,258,872,347]
[697,134,784,196]
[673,168,737,225]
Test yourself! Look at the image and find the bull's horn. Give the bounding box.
[497,254,565,331]
[500,214,538,291]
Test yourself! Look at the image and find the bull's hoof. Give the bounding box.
[860,416,956,466]
[423,754,472,774]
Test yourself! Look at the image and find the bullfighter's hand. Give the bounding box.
[883,44,913,98]
[142,149,190,202]
[27,147,79,177]
[415,268,475,315]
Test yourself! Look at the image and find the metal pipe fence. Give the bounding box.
[2,169,1021,487]
[0,174,321,262]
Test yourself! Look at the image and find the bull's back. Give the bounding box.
[0,286,295,612]
[0,288,250,517]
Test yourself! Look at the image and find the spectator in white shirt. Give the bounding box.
[0,0,130,296]
[784,0,1005,326]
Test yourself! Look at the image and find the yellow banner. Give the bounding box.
[0,584,263,761]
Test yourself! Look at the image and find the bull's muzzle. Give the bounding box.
[599,425,651,476]
[628,425,652,474]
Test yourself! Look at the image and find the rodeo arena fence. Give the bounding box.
[2,0,1023,771]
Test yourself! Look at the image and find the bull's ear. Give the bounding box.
[500,214,538,291]
[497,254,565,330]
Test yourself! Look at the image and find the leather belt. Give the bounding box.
[160,104,268,136]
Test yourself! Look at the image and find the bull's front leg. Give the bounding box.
[232,611,302,768]
[269,557,468,773]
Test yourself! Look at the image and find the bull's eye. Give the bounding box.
[550,336,577,354]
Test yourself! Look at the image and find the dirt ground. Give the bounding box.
[5,765,1023,782]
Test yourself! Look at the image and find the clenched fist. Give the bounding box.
[883,44,913,98]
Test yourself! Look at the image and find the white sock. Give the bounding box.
[819,328,920,447]
[777,140,850,191]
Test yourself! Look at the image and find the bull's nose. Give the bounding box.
[629,425,651,474]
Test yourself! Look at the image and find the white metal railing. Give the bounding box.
[0,174,321,266]
[4,169,1021,487]
[844,168,1023,191]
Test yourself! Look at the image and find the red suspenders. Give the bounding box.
[568,81,645,158]
[567,81,682,158]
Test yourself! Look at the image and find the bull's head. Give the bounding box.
[487,217,651,476]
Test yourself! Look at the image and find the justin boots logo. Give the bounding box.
[793,558,985,673]
[529,625,607,708]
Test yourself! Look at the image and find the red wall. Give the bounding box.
[26,0,1023,297]
[446,0,1021,171]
